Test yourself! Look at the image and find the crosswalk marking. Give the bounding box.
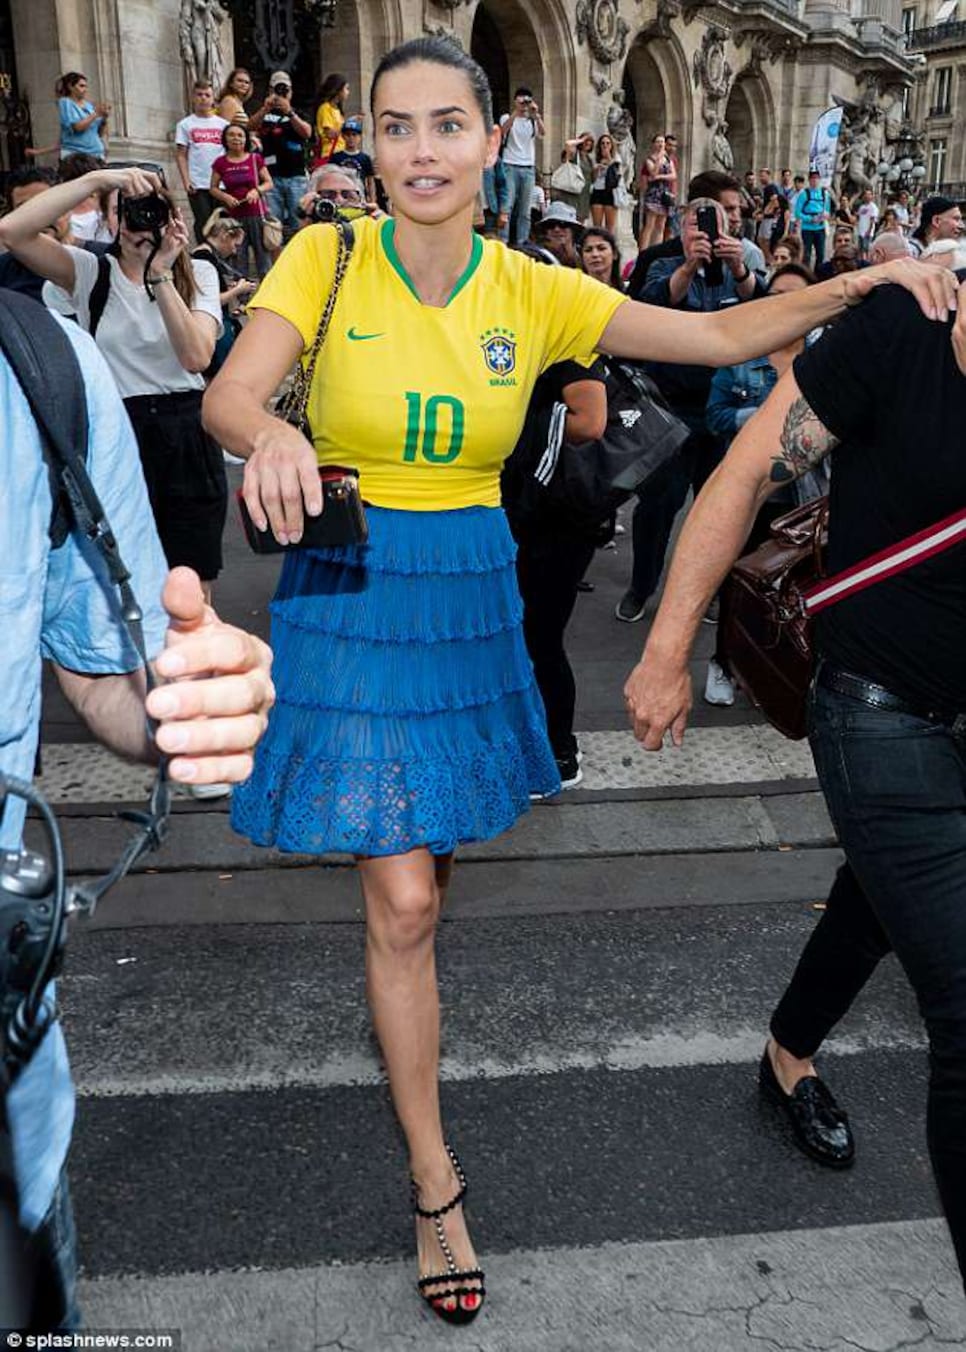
[74,1030,926,1100]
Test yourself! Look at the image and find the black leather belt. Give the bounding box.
[817,665,966,735]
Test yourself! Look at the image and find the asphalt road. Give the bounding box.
[38,486,965,1350]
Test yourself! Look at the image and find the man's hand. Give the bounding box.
[714,233,745,275]
[623,649,693,751]
[146,568,274,786]
[683,229,713,270]
[841,256,959,321]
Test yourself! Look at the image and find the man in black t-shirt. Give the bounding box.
[623,276,966,1290]
[248,71,312,242]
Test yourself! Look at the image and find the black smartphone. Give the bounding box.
[237,467,367,553]
[695,204,724,286]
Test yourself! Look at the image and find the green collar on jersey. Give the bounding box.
[380,217,483,307]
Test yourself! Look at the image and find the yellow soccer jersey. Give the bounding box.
[249,217,627,510]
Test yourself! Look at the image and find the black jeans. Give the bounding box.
[771,678,966,1286]
[630,427,720,603]
[514,522,596,760]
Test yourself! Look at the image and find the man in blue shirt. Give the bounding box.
[1,304,274,1328]
[794,170,832,270]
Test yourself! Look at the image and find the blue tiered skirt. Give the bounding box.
[231,505,561,856]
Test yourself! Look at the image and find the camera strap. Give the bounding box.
[0,290,170,906]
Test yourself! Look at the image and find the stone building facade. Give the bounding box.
[0,0,948,201]
[904,0,966,196]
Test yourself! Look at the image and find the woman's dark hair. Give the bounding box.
[221,122,253,153]
[766,262,815,290]
[580,226,622,288]
[317,72,349,110]
[57,152,103,183]
[218,68,252,102]
[56,72,86,98]
[370,38,494,128]
[595,133,614,160]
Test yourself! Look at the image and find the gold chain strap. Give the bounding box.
[277,221,353,434]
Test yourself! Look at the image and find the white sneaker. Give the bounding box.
[704,659,735,707]
[187,781,233,800]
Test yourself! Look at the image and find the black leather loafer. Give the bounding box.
[759,1049,855,1169]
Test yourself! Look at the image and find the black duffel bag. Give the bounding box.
[507,358,689,536]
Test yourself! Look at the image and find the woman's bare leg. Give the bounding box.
[591,203,604,227]
[603,204,617,234]
[358,849,479,1313]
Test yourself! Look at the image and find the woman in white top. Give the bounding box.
[0,166,226,601]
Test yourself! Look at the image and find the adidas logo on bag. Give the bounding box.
[619,409,642,429]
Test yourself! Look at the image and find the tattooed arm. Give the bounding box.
[623,369,835,749]
[769,395,839,486]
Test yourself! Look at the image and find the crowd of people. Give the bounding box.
[0,34,964,1341]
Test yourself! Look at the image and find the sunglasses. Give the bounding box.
[316,188,362,204]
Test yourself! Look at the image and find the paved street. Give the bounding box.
[40,481,965,1351]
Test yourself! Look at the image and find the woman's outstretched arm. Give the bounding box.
[598,258,959,370]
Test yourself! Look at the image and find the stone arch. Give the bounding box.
[468,0,577,169]
[318,0,404,119]
[724,79,756,176]
[621,28,691,187]
[725,68,778,176]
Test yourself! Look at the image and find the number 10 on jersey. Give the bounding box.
[402,392,465,465]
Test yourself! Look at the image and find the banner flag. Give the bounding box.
[809,107,843,188]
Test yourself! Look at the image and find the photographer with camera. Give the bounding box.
[0,289,274,1329]
[499,86,544,247]
[249,71,312,244]
[0,166,228,608]
[299,162,374,228]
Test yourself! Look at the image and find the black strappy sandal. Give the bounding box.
[411,1144,486,1325]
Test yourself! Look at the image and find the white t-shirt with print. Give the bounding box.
[857,201,879,240]
[43,247,222,399]
[176,113,230,189]
[500,113,537,168]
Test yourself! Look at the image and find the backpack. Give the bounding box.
[0,289,91,547]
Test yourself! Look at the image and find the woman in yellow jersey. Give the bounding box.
[203,36,956,1328]
[313,71,349,165]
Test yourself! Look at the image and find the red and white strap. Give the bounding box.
[803,505,966,617]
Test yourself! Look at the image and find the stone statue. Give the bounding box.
[838,85,886,197]
[712,119,734,173]
[179,0,229,91]
[606,88,636,191]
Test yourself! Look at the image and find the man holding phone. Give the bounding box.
[249,71,312,242]
[499,86,544,247]
[616,197,760,624]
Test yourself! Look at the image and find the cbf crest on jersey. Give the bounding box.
[480,327,518,386]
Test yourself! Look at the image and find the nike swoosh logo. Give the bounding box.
[347,327,385,341]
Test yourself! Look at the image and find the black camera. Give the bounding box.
[120,193,171,234]
[309,197,366,225]
[272,82,290,96]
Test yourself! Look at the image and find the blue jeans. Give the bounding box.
[265,175,308,240]
[503,164,535,246]
[801,228,826,269]
[771,676,966,1287]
